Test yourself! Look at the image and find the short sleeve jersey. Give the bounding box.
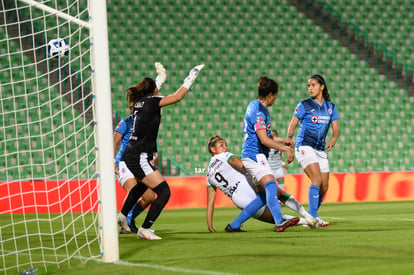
[293,98,339,151]
[241,99,272,161]
[114,114,134,165]
[207,152,245,198]
[127,95,163,154]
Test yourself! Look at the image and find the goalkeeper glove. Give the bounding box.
[182,64,205,89]
[155,62,167,90]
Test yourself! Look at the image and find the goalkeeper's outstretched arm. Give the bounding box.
[159,64,204,107]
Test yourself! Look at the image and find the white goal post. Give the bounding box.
[0,0,118,273]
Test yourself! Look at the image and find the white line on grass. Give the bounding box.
[324,216,414,222]
[3,250,239,275]
[114,260,240,275]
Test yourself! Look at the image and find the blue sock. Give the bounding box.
[127,203,145,226]
[230,195,265,229]
[318,192,325,210]
[264,180,283,224]
[308,185,320,218]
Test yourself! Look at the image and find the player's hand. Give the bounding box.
[282,138,295,147]
[285,147,294,164]
[114,163,119,175]
[326,140,336,151]
[182,64,205,89]
[155,62,167,90]
[208,227,217,233]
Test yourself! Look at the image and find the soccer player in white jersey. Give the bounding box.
[268,130,288,191]
[287,74,340,227]
[206,135,317,232]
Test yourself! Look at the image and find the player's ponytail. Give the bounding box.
[125,77,156,107]
[310,74,330,101]
[257,76,278,98]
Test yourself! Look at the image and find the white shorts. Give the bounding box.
[242,154,273,184]
[118,161,135,186]
[232,182,266,218]
[295,146,329,173]
[271,167,284,179]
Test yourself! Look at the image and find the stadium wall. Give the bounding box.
[1,171,413,214]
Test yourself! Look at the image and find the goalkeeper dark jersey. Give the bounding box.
[126,95,163,154]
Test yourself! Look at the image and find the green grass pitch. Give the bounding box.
[3,201,414,274]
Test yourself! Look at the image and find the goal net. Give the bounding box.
[0,0,118,274]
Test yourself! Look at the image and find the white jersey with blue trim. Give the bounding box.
[293,98,339,151]
[241,99,272,161]
[114,114,134,165]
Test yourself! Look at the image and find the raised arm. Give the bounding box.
[159,64,204,107]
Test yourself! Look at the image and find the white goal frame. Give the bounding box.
[18,0,119,263]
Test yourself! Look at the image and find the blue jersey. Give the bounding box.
[241,99,272,161]
[114,114,134,165]
[293,98,339,151]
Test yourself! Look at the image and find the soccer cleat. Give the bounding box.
[225,224,246,233]
[304,214,318,228]
[117,213,131,233]
[119,228,133,234]
[317,217,330,227]
[275,217,300,232]
[137,227,162,240]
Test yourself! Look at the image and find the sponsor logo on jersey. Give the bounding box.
[311,115,330,124]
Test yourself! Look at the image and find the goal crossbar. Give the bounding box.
[18,0,91,28]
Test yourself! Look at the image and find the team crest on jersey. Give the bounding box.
[311,116,318,123]
[256,117,266,129]
[328,107,332,115]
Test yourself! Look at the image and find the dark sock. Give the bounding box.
[142,181,170,229]
[121,183,147,216]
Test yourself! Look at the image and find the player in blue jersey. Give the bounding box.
[114,113,155,233]
[287,74,340,227]
[241,76,316,231]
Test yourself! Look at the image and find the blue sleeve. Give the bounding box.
[331,105,339,121]
[115,119,127,136]
[293,102,305,119]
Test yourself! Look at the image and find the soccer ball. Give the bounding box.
[47,38,69,58]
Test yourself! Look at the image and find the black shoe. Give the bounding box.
[225,224,246,233]
[275,217,299,232]
[129,220,138,233]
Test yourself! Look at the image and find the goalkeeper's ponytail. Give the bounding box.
[126,77,156,108]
